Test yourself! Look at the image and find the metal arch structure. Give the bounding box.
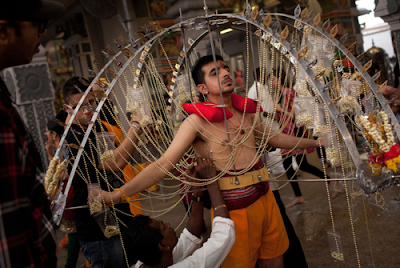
[52,9,400,223]
[164,12,400,195]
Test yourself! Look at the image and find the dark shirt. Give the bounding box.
[65,122,132,242]
[0,78,57,267]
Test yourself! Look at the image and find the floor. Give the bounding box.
[56,151,400,267]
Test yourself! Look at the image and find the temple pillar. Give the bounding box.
[2,45,56,169]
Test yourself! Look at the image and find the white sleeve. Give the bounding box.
[169,217,235,268]
[248,82,257,99]
[172,228,203,263]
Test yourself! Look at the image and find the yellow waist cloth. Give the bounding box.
[218,168,269,191]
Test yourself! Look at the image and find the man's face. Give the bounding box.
[64,93,97,126]
[150,219,178,249]
[2,20,47,67]
[201,60,234,97]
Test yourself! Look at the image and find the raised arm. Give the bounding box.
[98,119,141,171]
[104,114,202,205]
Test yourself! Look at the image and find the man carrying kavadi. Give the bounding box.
[102,55,322,268]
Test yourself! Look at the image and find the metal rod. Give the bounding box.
[64,177,359,211]
[204,0,240,185]
[180,8,193,101]
[121,0,134,40]
[64,188,207,210]
[271,178,358,182]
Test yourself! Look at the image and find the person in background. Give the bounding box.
[273,69,333,207]
[125,156,235,268]
[0,1,64,267]
[63,77,142,267]
[45,110,81,268]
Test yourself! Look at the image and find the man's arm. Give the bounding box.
[104,114,202,205]
[98,121,141,171]
[169,159,233,268]
[253,114,319,150]
[382,85,400,114]
[184,157,211,238]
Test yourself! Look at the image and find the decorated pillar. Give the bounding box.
[375,0,400,67]
[2,45,56,169]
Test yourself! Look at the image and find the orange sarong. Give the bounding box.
[211,189,289,268]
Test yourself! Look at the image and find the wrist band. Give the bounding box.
[192,195,205,202]
[114,188,130,203]
[131,124,143,135]
[214,204,227,211]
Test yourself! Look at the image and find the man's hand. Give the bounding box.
[194,156,216,179]
[381,85,400,113]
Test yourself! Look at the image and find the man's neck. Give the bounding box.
[208,93,234,113]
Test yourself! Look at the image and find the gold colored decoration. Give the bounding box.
[313,69,326,80]
[78,77,89,86]
[136,33,148,45]
[104,225,119,238]
[294,20,302,28]
[90,200,103,214]
[303,25,311,34]
[105,68,118,78]
[297,46,308,59]
[254,29,262,37]
[250,7,259,21]
[362,59,373,72]
[105,45,116,56]
[263,14,272,28]
[280,26,289,42]
[330,24,338,39]
[67,143,82,150]
[118,35,128,47]
[377,80,388,93]
[150,21,163,34]
[328,96,342,105]
[91,90,107,100]
[93,59,104,71]
[300,7,308,20]
[346,41,356,54]
[120,47,134,58]
[313,13,321,27]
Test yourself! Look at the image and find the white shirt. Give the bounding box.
[248,81,274,113]
[134,217,235,268]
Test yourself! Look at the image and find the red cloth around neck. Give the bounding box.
[182,93,262,122]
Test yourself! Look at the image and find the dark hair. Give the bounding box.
[270,68,288,86]
[47,119,64,136]
[62,77,89,104]
[123,215,163,266]
[191,55,224,86]
[255,67,261,80]
[56,109,68,123]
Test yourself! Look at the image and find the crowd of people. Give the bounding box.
[2,1,400,268]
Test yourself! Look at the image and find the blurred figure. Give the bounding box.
[0,1,64,267]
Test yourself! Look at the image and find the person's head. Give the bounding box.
[0,0,64,70]
[269,69,287,89]
[46,120,63,143]
[192,55,234,102]
[255,67,261,82]
[62,77,97,126]
[124,215,178,266]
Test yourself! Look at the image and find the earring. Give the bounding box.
[205,91,208,94]
[167,246,170,250]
